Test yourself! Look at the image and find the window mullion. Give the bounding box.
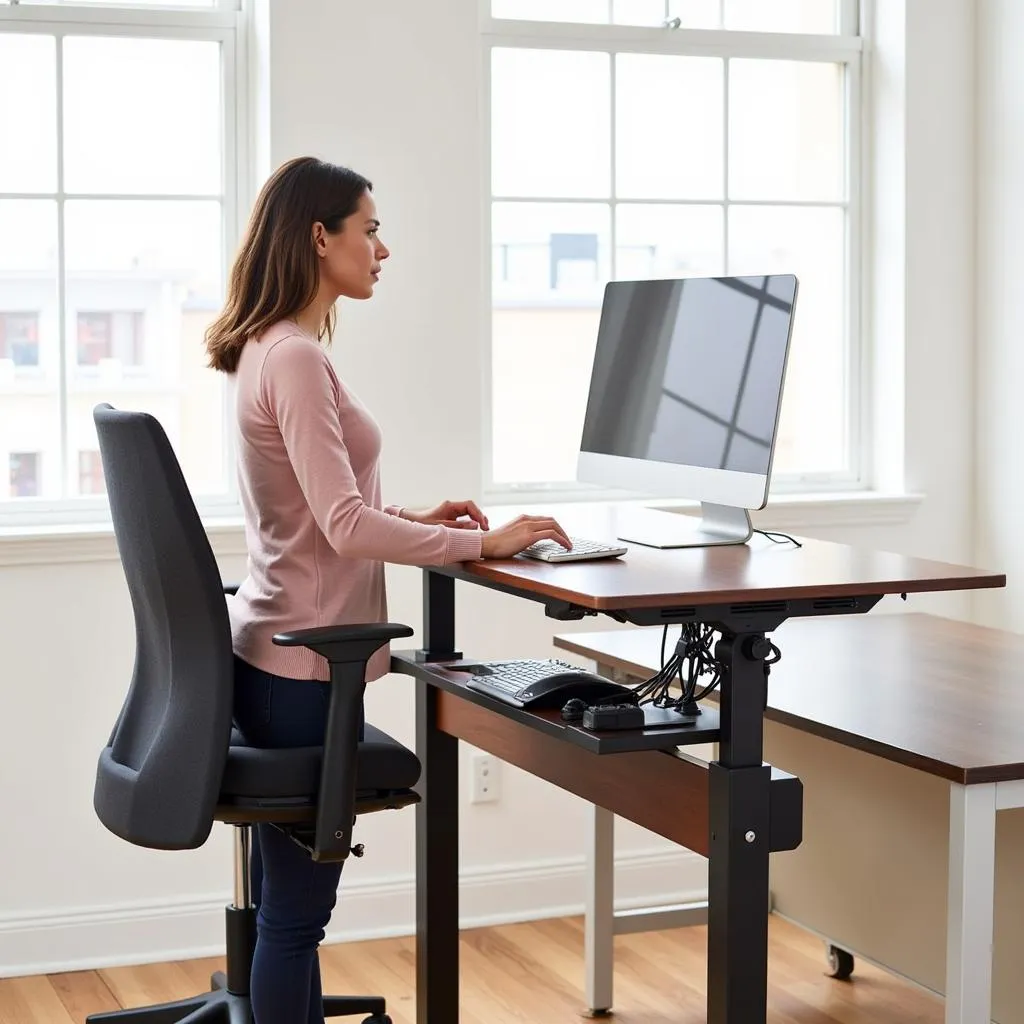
[220,23,242,504]
[722,55,729,274]
[845,54,864,483]
[54,31,69,500]
[609,51,617,281]
[839,0,859,36]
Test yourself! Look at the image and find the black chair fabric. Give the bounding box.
[222,725,421,799]
[94,404,235,850]
[93,404,420,854]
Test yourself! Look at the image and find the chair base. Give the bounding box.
[85,972,389,1024]
[85,829,390,1024]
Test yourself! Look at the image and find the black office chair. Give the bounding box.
[86,404,420,1024]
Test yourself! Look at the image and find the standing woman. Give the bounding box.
[205,156,569,1024]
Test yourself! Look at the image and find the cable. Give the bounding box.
[754,528,802,547]
[633,622,781,713]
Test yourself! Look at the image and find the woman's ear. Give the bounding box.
[311,222,326,257]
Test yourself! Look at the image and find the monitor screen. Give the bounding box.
[579,275,797,477]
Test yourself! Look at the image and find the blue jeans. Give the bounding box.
[233,656,365,1024]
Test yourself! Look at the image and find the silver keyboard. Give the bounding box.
[520,536,628,563]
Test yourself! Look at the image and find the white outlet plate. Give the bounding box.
[470,753,500,804]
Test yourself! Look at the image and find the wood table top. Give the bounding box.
[554,613,1024,784]
[439,504,1005,613]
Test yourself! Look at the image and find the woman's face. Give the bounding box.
[314,191,390,301]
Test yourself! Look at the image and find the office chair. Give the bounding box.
[87,404,421,1024]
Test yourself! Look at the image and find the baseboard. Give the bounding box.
[0,848,707,978]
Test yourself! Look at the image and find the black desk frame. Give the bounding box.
[401,567,883,1024]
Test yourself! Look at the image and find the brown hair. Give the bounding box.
[205,156,372,373]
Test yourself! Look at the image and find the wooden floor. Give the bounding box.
[1,915,943,1024]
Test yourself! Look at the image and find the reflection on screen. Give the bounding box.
[580,275,797,475]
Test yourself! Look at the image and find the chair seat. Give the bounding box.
[220,723,421,800]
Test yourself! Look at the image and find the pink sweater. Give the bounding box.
[228,321,483,681]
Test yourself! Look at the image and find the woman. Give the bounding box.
[204,156,570,1024]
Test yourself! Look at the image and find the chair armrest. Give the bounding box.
[272,621,413,862]
[273,622,413,648]
[273,622,413,670]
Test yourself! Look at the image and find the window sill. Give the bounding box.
[744,491,925,531]
[483,490,926,532]
[0,515,248,568]
[0,492,924,569]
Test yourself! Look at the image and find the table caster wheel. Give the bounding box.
[826,944,854,980]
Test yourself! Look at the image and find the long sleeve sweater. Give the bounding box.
[228,320,483,681]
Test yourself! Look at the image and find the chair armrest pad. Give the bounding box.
[273,623,413,666]
[272,622,413,648]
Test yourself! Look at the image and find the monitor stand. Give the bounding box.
[615,502,753,550]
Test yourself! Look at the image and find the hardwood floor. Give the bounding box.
[1,915,943,1023]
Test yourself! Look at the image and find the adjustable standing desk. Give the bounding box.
[391,506,1004,1024]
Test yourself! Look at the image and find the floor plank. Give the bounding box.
[0,976,77,1024]
[6,914,943,1023]
[47,972,119,1022]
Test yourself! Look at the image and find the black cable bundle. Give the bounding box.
[634,623,780,715]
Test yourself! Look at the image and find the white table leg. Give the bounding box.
[946,783,996,1024]
[585,802,615,1016]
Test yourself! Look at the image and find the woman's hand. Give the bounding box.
[480,514,572,559]
[402,500,489,530]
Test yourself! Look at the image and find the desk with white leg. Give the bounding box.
[557,614,1024,1024]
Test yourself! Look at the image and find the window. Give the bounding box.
[0,1,244,515]
[485,1,862,494]
[77,449,105,496]
[76,311,145,368]
[0,312,41,367]
[9,452,41,498]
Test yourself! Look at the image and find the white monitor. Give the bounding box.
[576,274,798,548]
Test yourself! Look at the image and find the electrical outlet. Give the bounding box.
[470,753,500,804]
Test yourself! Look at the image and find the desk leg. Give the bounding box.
[417,570,462,662]
[585,803,615,1016]
[707,632,773,1024]
[415,570,461,1024]
[415,679,460,1024]
[945,783,996,1024]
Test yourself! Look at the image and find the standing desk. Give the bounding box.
[555,614,1024,1024]
[392,507,1004,1024]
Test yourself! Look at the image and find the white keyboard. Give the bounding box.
[520,536,628,563]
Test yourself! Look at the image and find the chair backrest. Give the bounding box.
[93,404,233,850]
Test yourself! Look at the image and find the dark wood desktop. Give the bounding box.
[392,504,1005,1024]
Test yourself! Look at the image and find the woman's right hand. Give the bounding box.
[479,514,572,560]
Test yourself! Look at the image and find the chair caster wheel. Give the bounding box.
[362,1016,391,1024]
[826,944,854,980]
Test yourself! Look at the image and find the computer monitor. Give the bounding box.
[576,274,798,548]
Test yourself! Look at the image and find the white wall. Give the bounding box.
[975,0,1024,633]
[0,0,992,975]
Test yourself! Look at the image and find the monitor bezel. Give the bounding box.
[575,274,799,512]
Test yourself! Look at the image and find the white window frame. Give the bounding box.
[0,0,249,528]
[480,0,865,506]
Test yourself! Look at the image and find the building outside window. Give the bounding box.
[8,452,41,498]
[76,310,145,367]
[77,449,105,496]
[0,311,41,367]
